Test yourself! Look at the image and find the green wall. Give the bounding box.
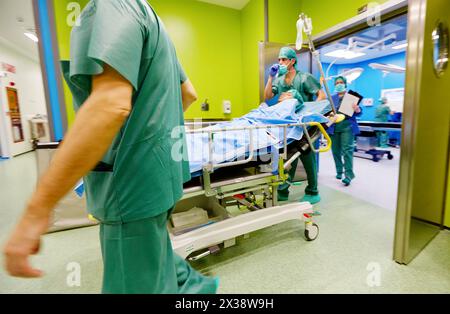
[268,0,303,44]
[53,0,89,126]
[150,0,245,120]
[55,0,248,123]
[54,0,397,124]
[300,0,390,34]
[241,0,265,111]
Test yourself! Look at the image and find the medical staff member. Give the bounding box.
[3,0,218,294]
[327,76,362,186]
[264,47,326,205]
[375,97,394,148]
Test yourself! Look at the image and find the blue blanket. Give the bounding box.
[187,99,331,175]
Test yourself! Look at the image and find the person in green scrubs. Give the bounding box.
[327,77,362,186]
[3,0,218,294]
[264,47,327,205]
[375,97,393,148]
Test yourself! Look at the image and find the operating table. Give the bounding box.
[354,121,402,162]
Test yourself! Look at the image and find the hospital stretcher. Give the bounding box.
[354,121,402,162]
[170,120,333,261]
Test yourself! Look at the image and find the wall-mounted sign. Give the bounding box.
[1,62,16,74]
[362,98,374,107]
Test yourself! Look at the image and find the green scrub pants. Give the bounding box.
[100,210,217,294]
[376,131,389,148]
[278,149,319,198]
[330,121,355,180]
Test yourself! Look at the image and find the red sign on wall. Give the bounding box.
[1,62,16,74]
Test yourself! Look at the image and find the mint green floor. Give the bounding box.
[1,153,449,293]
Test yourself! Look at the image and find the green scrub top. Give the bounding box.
[272,71,321,103]
[62,0,191,223]
[375,105,391,122]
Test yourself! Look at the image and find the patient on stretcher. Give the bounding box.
[74,99,331,196]
[185,99,331,175]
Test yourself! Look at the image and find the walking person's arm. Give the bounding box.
[181,79,198,112]
[3,65,132,278]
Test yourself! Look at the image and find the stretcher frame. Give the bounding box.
[170,121,332,260]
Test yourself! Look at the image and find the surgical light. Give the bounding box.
[24,32,39,43]
[341,68,364,84]
[369,63,406,73]
[324,49,366,59]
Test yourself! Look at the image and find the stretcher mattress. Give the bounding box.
[187,99,331,176]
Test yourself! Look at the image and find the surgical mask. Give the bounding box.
[278,65,288,76]
[335,83,346,93]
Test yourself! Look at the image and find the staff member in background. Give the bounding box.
[264,47,326,205]
[327,76,362,187]
[3,0,218,294]
[375,97,394,148]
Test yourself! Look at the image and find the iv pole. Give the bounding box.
[297,13,344,122]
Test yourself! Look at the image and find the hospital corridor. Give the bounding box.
[0,0,450,296]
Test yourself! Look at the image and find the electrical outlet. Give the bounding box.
[223,100,232,114]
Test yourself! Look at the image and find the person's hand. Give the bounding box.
[3,208,50,278]
[269,64,280,78]
[352,102,361,113]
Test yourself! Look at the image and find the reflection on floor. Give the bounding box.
[1,152,449,294]
[319,147,401,211]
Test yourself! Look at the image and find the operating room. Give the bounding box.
[0,0,449,294]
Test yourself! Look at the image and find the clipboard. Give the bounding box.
[338,90,363,117]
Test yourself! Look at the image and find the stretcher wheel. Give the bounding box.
[388,154,394,160]
[305,223,319,241]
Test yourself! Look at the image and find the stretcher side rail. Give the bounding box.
[186,122,332,198]
[186,122,332,173]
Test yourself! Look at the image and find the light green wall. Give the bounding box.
[300,0,390,34]
[268,0,303,44]
[55,0,246,123]
[54,0,397,124]
[241,0,265,111]
[53,0,89,127]
[150,0,244,119]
